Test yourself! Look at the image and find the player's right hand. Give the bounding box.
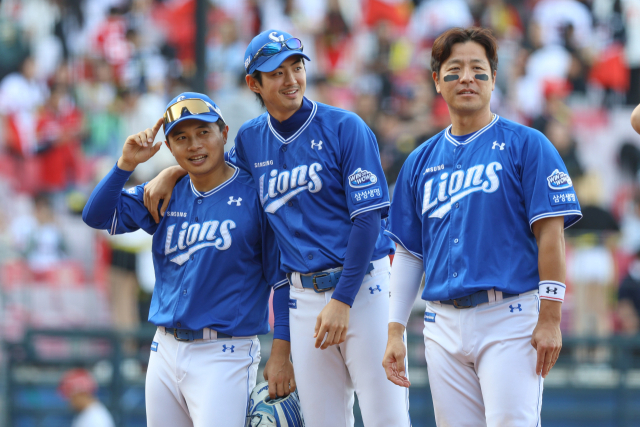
[382,324,410,388]
[143,165,184,223]
[118,117,164,171]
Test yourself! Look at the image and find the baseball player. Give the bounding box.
[143,30,411,427]
[58,368,115,427]
[82,92,294,427]
[382,27,582,426]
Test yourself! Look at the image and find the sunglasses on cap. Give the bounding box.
[163,98,219,129]
[246,38,304,73]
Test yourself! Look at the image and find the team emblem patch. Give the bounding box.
[547,169,572,190]
[348,168,378,188]
[424,312,436,323]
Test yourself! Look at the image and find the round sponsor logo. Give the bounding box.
[348,168,378,188]
[546,169,572,190]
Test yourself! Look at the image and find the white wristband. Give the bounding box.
[538,280,566,302]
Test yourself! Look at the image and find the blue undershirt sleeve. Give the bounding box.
[83,163,133,228]
[272,285,290,342]
[331,209,381,307]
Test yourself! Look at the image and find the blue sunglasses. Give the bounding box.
[246,38,304,73]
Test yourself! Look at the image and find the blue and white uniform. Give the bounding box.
[230,96,411,427]
[387,115,581,426]
[83,163,287,427]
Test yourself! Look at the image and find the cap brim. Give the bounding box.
[164,113,220,137]
[254,51,311,74]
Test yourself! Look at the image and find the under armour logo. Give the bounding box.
[492,142,505,150]
[509,304,522,312]
[369,285,381,294]
[546,287,558,294]
[177,96,185,101]
[269,32,284,42]
[222,344,235,353]
[227,196,242,206]
[311,140,323,150]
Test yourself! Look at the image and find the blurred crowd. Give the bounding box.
[1,0,640,341]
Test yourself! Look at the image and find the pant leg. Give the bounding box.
[475,293,543,427]
[146,330,193,427]
[423,302,487,427]
[342,264,412,427]
[184,337,261,427]
[289,284,356,427]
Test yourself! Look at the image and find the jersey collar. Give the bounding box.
[189,162,239,198]
[267,97,317,145]
[444,114,499,147]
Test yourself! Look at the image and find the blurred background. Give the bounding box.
[0,0,639,425]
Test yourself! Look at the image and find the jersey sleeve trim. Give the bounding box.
[109,209,117,235]
[272,278,289,290]
[529,210,583,230]
[383,230,424,260]
[350,201,391,220]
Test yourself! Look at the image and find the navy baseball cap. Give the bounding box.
[163,92,224,137]
[244,29,311,75]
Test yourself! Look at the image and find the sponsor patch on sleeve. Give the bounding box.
[549,192,577,205]
[424,312,436,323]
[288,299,297,309]
[350,186,382,205]
[348,168,378,188]
[151,341,158,352]
[546,169,573,190]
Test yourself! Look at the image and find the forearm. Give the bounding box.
[270,337,291,358]
[82,163,133,228]
[331,209,381,306]
[389,245,424,328]
[534,217,565,322]
[272,285,290,342]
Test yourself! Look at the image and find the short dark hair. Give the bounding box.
[249,58,305,108]
[431,27,498,78]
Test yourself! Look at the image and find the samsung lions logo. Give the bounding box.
[164,219,236,265]
[547,169,572,190]
[422,162,502,218]
[348,168,377,188]
[259,163,323,214]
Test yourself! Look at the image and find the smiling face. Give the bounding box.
[165,119,228,178]
[433,41,496,116]
[246,55,306,122]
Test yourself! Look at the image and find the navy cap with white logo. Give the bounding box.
[244,29,311,75]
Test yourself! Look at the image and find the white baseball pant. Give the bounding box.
[424,290,543,427]
[288,257,411,427]
[146,327,260,427]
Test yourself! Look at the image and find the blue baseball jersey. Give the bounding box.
[386,115,582,301]
[83,164,287,336]
[229,98,394,274]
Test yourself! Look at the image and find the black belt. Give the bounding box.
[299,263,375,293]
[164,327,232,341]
[440,290,519,309]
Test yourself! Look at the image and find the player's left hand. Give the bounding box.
[531,302,562,378]
[314,298,350,350]
[263,339,296,399]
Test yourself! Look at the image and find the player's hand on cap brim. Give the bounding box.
[120,117,164,171]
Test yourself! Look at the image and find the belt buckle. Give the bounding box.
[173,329,191,341]
[312,273,331,293]
[452,298,472,309]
